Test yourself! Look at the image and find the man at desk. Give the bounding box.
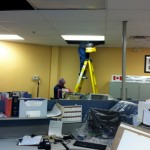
[54,78,66,99]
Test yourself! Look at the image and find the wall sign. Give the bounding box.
[144,55,150,73]
[112,75,150,83]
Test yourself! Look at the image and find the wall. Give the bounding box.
[0,41,51,98]
[91,47,150,94]
[0,41,150,98]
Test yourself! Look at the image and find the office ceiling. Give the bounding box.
[0,0,150,48]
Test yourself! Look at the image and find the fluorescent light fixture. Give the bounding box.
[0,34,24,40]
[61,35,105,41]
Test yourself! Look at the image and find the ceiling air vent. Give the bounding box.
[130,36,150,41]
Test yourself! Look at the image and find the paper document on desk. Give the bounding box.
[138,101,150,123]
[47,103,63,118]
[17,135,42,146]
[143,109,150,125]
[48,120,63,138]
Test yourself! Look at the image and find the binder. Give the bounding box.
[11,96,19,117]
[5,98,12,117]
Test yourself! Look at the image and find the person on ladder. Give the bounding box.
[78,42,96,78]
[75,42,98,93]
[78,42,89,79]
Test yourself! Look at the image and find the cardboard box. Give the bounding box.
[19,99,47,118]
[111,123,150,150]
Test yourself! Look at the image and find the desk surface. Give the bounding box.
[0,138,63,150]
[0,138,110,150]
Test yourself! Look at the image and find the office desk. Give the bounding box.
[0,138,64,150]
[0,138,110,150]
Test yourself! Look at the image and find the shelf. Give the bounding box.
[0,116,48,121]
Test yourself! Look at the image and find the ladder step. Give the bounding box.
[74,60,98,94]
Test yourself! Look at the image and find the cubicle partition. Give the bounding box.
[0,99,118,138]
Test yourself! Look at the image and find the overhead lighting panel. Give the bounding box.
[62,35,105,41]
[61,35,105,45]
[0,35,24,40]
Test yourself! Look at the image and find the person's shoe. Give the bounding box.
[82,76,87,79]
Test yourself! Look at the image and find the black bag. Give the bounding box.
[88,108,121,138]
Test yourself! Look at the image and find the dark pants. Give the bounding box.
[78,47,89,73]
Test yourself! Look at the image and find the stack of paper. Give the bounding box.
[17,135,42,146]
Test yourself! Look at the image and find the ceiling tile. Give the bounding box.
[107,10,150,21]
[107,0,150,9]
[39,10,106,21]
[28,0,105,10]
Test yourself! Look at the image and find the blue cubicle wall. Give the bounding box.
[0,99,118,126]
[0,99,119,138]
[50,100,118,120]
[1,99,139,127]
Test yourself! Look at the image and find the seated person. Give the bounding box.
[54,78,66,99]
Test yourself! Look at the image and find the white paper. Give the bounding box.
[26,111,41,117]
[143,110,150,125]
[47,104,62,117]
[25,101,43,106]
[117,130,150,150]
[48,120,63,138]
[18,135,42,145]
[138,101,150,123]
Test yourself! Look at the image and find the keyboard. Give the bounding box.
[73,140,106,150]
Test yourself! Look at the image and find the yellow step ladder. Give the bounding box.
[74,59,98,94]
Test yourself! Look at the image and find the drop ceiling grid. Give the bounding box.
[0,1,149,47]
[105,9,150,45]
[39,10,107,37]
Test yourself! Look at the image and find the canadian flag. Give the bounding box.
[112,75,122,81]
